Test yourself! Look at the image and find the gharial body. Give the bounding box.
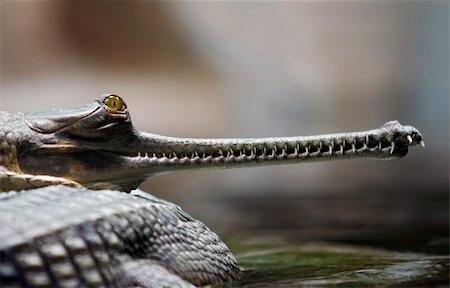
[0,94,424,287]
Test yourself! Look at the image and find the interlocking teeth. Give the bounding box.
[390,142,395,154]
[134,130,422,164]
[280,146,287,158]
[269,148,276,158]
[407,135,413,144]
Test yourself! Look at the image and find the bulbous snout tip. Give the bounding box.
[405,126,424,147]
[381,121,424,148]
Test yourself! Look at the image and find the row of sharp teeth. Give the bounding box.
[132,135,415,162]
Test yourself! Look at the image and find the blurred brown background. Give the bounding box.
[1,1,448,252]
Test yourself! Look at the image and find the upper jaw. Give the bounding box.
[379,121,425,149]
[19,120,424,192]
[83,121,425,166]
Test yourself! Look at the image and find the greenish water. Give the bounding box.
[226,240,449,287]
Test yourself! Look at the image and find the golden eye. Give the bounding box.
[103,95,125,112]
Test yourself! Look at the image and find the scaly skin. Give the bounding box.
[0,94,424,287]
[0,186,239,287]
[0,94,424,192]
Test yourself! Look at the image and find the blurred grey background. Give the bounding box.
[1,1,448,251]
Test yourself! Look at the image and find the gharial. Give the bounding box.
[0,94,424,287]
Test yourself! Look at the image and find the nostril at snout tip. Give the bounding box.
[415,133,425,147]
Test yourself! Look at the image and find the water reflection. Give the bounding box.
[232,241,449,287]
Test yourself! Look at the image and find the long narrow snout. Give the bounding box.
[124,120,424,174]
[18,117,424,192]
[8,95,425,192]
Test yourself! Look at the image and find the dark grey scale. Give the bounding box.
[57,228,93,287]
[33,234,79,287]
[3,244,49,287]
[132,200,237,286]
[123,210,153,255]
[106,213,138,256]
[89,219,125,285]
[185,221,236,283]
[75,223,112,287]
[0,250,20,286]
[135,207,160,253]
[136,212,156,251]
[12,244,51,287]
[143,195,240,285]
[93,218,123,252]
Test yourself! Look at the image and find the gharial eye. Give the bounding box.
[103,95,125,112]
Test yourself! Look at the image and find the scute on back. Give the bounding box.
[0,186,240,287]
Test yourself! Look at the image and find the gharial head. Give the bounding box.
[12,94,424,192]
[26,94,132,139]
[18,94,151,191]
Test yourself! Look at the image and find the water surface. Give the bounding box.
[227,240,449,287]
